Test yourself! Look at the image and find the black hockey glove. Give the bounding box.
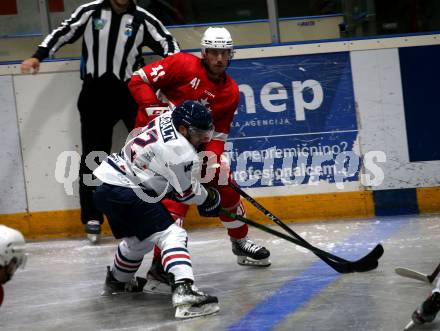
[197,187,221,217]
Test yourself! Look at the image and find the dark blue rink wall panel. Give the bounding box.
[373,188,419,216]
[399,44,440,162]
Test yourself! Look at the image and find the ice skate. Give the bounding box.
[408,292,440,328]
[172,280,220,319]
[101,266,146,296]
[231,236,271,267]
[85,220,101,244]
[143,259,172,295]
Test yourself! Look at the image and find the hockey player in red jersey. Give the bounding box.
[128,27,271,293]
[0,225,27,307]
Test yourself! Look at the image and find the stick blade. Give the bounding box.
[341,243,383,273]
[321,256,379,274]
[320,258,354,274]
[357,243,384,263]
[371,243,384,260]
[395,267,431,283]
[317,243,383,274]
[352,259,379,273]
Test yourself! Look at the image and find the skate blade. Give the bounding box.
[403,320,416,330]
[143,278,171,295]
[237,256,271,267]
[175,303,220,319]
[100,286,145,297]
[87,233,100,244]
[100,288,120,296]
[100,289,136,297]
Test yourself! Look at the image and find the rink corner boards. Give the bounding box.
[0,187,439,240]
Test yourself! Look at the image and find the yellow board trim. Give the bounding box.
[0,191,374,240]
[186,190,375,228]
[416,187,440,213]
[0,210,112,240]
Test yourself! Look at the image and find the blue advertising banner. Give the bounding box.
[226,52,358,188]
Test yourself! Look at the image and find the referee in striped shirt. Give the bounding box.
[21,0,180,243]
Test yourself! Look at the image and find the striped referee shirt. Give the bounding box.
[32,0,179,81]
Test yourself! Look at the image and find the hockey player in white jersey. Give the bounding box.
[93,100,221,318]
[405,277,440,330]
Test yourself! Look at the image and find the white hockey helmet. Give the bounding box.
[201,27,234,59]
[0,225,26,270]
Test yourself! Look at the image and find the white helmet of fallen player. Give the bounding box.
[0,225,26,283]
[201,27,234,60]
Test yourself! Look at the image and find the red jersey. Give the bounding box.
[129,52,240,159]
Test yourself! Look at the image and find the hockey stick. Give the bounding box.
[228,182,384,265]
[221,209,379,273]
[395,262,440,284]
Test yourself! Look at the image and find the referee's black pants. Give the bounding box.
[77,73,137,225]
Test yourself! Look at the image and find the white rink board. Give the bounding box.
[13,72,130,213]
[14,72,83,212]
[351,49,440,190]
[0,75,27,214]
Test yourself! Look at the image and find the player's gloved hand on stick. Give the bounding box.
[198,187,221,217]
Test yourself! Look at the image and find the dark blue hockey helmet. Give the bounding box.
[172,100,214,143]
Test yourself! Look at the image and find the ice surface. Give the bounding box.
[1,214,440,331]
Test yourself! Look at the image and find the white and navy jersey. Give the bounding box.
[94,112,208,205]
[32,0,179,81]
